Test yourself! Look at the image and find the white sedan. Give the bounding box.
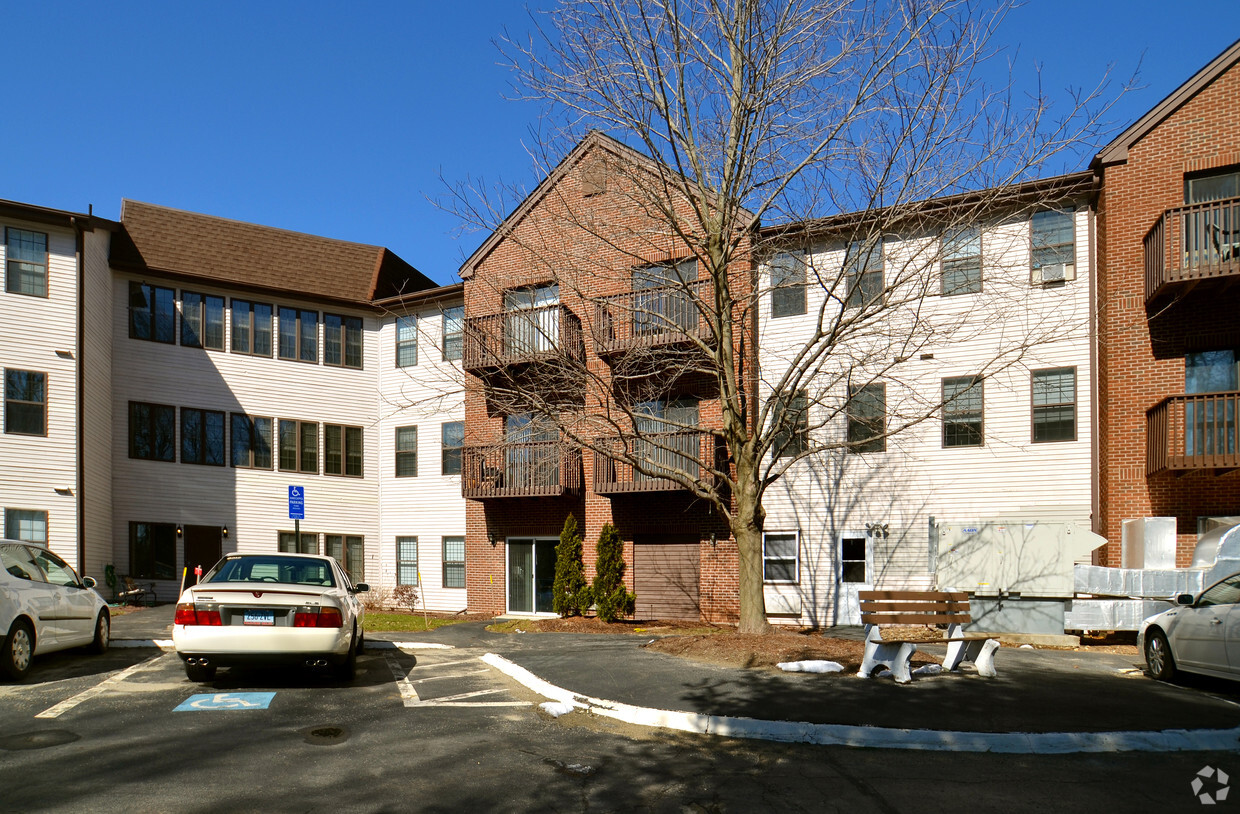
[1,539,110,680]
[1140,571,1240,682]
[173,553,368,682]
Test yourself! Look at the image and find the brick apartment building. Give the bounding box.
[457,133,749,621]
[1095,40,1240,566]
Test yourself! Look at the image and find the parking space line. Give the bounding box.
[384,652,420,707]
[34,654,165,719]
[411,659,477,670]
[409,669,491,684]
[423,688,508,703]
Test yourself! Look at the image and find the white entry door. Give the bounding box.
[836,532,874,625]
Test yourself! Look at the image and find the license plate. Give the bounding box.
[243,610,274,626]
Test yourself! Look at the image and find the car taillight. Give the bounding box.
[175,603,222,626]
[293,607,343,628]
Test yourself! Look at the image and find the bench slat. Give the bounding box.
[859,601,970,612]
[858,590,968,601]
[861,613,972,625]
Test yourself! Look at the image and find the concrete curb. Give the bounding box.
[481,653,1240,754]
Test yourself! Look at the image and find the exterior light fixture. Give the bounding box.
[176,525,183,537]
[710,531,717,547]
[222,524,229,538]
[489,532,497,547]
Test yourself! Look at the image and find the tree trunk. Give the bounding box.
[733,448,771,635]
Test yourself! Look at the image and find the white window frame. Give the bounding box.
[762,531,800,584]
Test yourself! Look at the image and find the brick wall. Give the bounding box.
[1098,64,1240,565]
[462,140,753,620]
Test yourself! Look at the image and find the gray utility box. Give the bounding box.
[933,519,1106,598]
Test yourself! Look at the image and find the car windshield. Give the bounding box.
[202,556,336,588]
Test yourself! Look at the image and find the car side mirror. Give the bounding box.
[353,583,370,593]
[1175,593,1195,606]
[82,576,97,589]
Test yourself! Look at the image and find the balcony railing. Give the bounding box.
[593,431,720,494]
[461,441,583,498]
[1145,196,1240,303]
[1147,392,1240,475]
[594,281,715,357]
[462,305,584,374]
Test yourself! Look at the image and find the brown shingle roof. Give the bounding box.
[112,200,436,304]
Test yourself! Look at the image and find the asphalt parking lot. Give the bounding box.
[4,613,1240,813]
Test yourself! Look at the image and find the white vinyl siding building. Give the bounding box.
[376,291,468,612]
[757,194,1096,626]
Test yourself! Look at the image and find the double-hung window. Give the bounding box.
[324,424,363,477]
[396,316,418,367]
[396,536,418,586]
[942,226,982,295]
[279,419,318,473]
[231,299,273,356]
[442,536,465,588]
[278,306,318,362]
[762,532,799,583]
[1032,367,1076,442]
[770,252,807,318]
[279,531,319,555]
[5,369,46,436]
[847,383,886,453]
[129,401,176,461]
[441,421,463,475]
[5,228,47,297]
[942,376,983,447]
[324,313,363,368]
[395,426,418,477]
[130,282,176,343]
[442,306,464,362]
[1031,210,1075,284]
[770,391,808,458]
[5,509,47,544]
[181,292,225,350]
[181,407,226,466]
[844,239,883,308]
[230,413,273,469]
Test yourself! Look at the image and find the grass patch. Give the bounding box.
[363,612,471,633]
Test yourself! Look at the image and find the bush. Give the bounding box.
[360,586,392,612]
[592,523,635,622]
[392,584,419,613]
[552,513,589,617]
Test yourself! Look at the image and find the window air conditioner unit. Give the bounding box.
[1033,263,1075,285]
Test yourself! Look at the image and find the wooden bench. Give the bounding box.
[857,590,1000,684]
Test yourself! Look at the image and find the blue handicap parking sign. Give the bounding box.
[289,485,305,520]
[175,692,276,711]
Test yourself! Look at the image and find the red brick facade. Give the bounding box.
[1097,53,1240,565]
[460,137,752,620]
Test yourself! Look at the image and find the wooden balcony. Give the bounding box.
[1145,196,1240,305]
[593,431,721,494]
[1147,392,1240,475]
[594,281,716,359]
[462,305,585,375]
[461,441,583,499]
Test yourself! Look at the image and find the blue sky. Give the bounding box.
[4,2,1238,286]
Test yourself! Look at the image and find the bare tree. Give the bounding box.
[442,0,1125,633]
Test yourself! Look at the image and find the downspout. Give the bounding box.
[1088,179,1102,549]
[73,214,86,573]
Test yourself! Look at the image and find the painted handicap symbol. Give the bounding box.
[175,692,276,711]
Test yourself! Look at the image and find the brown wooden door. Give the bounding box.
[633,535,700,621]
[184,525,223,586]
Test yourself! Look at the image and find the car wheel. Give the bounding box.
[1146,628,1177,681]
[1,619,35,681]
[336,633,357,681]
[185,662,217,683]
[88,611,110,655]
[356,630,364,655]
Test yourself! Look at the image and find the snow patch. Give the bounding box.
[912,664,943,676]
[777,660,845,673]
[540,701,577,717]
